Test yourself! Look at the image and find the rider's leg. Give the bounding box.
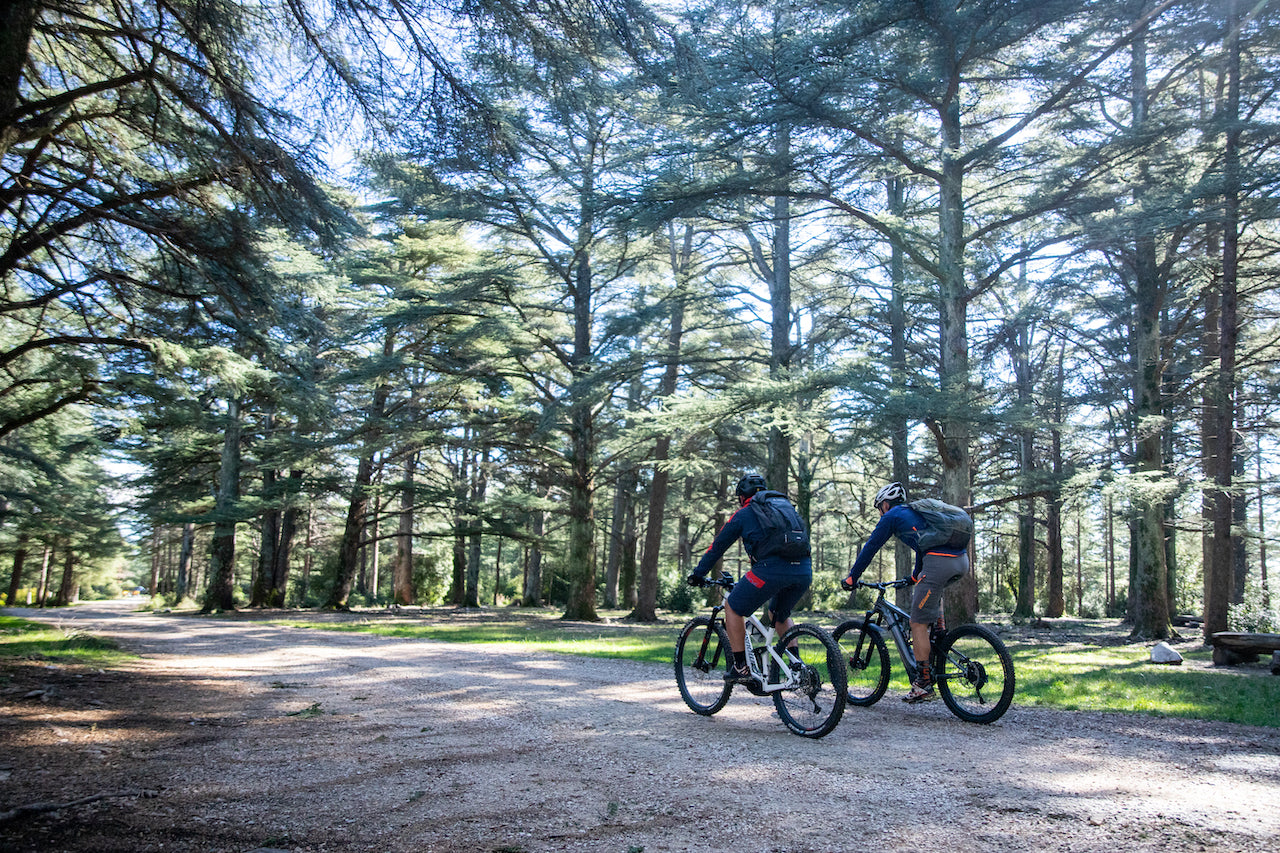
[910,619,931,671]
[725,603,746,653]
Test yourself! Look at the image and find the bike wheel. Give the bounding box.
[935,623,1015,724]
[674,616,733,716]
[771,624,847,738]
[832,620,890,707]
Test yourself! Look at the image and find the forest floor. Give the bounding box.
[1,600,1278,853]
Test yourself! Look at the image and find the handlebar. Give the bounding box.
[855,578,914,591]
[688,570,735,590]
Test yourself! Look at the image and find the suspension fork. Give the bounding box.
[696,603,727,668]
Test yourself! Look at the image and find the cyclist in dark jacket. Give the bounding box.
[688,473,812,685]
[841,482,968,703]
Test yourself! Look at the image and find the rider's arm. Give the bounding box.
[692,508,747,578]
[845,512,898,583]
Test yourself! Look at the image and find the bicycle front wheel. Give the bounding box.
[771,624,847,738]
[832,620,890,706]
[674,616,733,716]
[936,623,1015,724]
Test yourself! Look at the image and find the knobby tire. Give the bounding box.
[674,616,732,716]
[831,620,891,706]
[771,624,847,738]
[935,623,1015,724]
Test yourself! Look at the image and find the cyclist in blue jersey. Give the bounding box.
[687,473,812,686]
[841,482,968,703]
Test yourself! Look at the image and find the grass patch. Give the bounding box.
[1010,642,1280,728]
[0,615,132,666]
[275,610,680,664]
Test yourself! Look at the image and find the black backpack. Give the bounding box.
[908,498,973,551]
[745,490,811,561]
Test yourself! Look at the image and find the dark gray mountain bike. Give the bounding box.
[832,579,1015,724]
[674,572,847,738]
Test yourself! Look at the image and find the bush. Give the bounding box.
[1228,584,1279,633]
[658,574,696,613]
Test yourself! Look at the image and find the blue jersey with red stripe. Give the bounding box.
[692,499,811,579]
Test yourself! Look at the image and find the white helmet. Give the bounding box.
[874,482,907,507]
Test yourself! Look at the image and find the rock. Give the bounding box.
[1272,651,1280,676]
[1150,641,1183,665]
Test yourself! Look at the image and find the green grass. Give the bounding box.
[0,615,132,666]
[1011,642,1280,727]
[276,611,679,664]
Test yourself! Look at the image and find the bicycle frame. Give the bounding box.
[700,579,801,694]
[854,581,924,680]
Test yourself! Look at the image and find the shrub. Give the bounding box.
[1228,584,1279,633]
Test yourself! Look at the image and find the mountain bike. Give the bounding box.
[674,571,847,738]
[832,578,1014,724]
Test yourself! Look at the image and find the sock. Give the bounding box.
[732,650,747,670]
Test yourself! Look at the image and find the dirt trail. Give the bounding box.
[2,601,1278,853]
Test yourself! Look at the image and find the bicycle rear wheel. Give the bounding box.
[935,623,1015,724]
[831,620,890,706]
[674,616,733,715]
[771,624,847,738]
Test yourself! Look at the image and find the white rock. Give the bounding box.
[1151,641,1183,664]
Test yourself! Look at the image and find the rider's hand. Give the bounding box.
[686,572,706,588]
[840,574,856,591]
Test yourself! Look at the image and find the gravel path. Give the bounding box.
[4,601,1279,853]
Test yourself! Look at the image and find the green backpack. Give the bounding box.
[909,498,973,551]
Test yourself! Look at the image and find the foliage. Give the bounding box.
[1228,584,1280,634]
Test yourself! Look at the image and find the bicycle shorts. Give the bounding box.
[910,551,968,624]
[726,561,812,625]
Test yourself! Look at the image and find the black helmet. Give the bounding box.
[735,473,767,498]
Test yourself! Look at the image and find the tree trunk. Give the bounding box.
[562,160,599,623]
[250,469,280,607]
[176,523,194,602]
[523,492,547,606]
[6,533,28,606]
[393,453,416,605]
[464,448,488,608]
[1011,312,1036,621]
[888,170,914,607]
[203,396,242,613]
[327,331,395,610]
[934,81,978,625]
[328,452,376,610]
[1127,23,1171,640]
[632,226,691,621]
[0,1,37,153]
[52,549,76,607]
[1046,346,1066,618]
[271,470,303,607]
[36,542,51,607]
[604,467,635,609]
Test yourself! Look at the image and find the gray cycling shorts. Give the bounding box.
[910,551,969,623]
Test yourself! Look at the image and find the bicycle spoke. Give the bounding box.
[771,624,846,738]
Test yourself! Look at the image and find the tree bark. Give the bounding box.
[632,225,691,621]
[327,331,395,610]
[52,549,76,607]
[250,469,280,607]
[393,453,416,605]
[203,396,242,613]
[5,533,28,607]
[1127,20,1171,640]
